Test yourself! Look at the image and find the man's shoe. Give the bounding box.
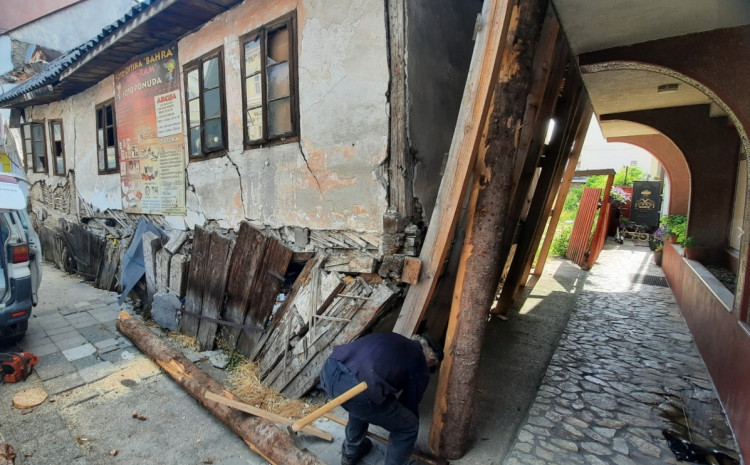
[341,438,373,465]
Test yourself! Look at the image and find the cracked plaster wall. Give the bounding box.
[179,0,389,233]
[20,77,123,215]
[17,0,390,234]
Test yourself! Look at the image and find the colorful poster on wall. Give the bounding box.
[114,44,186,215]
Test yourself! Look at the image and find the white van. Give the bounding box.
[0,174,41,345]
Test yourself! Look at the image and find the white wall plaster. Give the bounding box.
[22,0,390,235]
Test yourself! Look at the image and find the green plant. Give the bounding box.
[661,214,687,243]
[682,236,698,247]
[550,224,573,257]
[654,243,664,252]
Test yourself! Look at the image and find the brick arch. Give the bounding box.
[606,132,689,216]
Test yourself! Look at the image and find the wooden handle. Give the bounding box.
[291,381,367,432]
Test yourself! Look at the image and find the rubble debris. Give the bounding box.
[151,292,181,330]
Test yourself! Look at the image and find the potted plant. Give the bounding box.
[649,225,667,251]
[661,214,687,244]
[653,243,664,266]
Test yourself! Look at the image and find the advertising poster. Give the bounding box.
[114,44,186,215]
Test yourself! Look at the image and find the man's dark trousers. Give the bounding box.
[320,358,419,465]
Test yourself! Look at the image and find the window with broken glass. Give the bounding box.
[184,48,227,159]
[49,120,66,176]
[96,100,119,174]
[241,14,298,147]
[21,122,47,174]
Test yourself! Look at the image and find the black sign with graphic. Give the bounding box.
[630,181,662,227]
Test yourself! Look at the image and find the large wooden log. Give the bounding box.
[116,312,325,465]
[428,0,550,458]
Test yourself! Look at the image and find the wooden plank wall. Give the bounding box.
[566,187,601,267]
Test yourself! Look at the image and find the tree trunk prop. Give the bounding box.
[429,0,549,458]
[116,312,325,465]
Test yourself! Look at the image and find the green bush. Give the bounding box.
[550,224,573,257]
[661,214,687,244]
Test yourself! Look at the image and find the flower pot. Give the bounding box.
[668,234,677,244]
[653,250,663,266]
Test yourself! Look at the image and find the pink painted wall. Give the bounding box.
[0,0,81,33]
[608,133,689,215]
[663,241,750,462]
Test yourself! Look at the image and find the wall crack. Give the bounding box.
[225,153,246,210]
[298,141,325,200]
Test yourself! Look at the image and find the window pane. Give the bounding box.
[187,70,200,99]
[33,141,44,157]
[97,129,104,150]
[244,38,261,75]
[189,99,201,127]
[245,75,262,108]
[204,88,221,120]
[32,124,43,140]
[267,62,290,100]
[24,139,32,154]
[267,26,289,64]
[106,128,115,148]
[204,118,224,151]
[268,98,292,137]
[247,106,263,142]
[203,57,220,90]
[56,157,64,174]
[189,128,201,156]
[98,150,105,171]
[53,141,63,157]
[106,147,116,169]
[96,109,103,129]
[106,105,113,126]
[52,122,62,141]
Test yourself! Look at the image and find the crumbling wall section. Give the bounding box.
[179,0,390,234]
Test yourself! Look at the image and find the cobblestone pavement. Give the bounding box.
[503,242,740,465]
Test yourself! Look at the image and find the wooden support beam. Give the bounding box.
[492,20,569,288]
[387,0,413,218]
[427,0,550,458]
[534,104,594,276]
[392,0,515,336]
[116,312,325,465]
[142,231,161,302]
[497,68,589,310]
[178,226,210,338]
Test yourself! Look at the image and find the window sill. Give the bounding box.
[245,135,299,150]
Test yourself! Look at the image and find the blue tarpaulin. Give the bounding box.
[118,218,162,305]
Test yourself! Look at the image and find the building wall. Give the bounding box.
[407,0,482,221]
[18,0,391,235]
[178,0,390,232]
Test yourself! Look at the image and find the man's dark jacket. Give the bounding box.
[330,332,429,415]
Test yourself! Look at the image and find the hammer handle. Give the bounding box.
[291,381,367,432]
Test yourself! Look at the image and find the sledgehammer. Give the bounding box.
[287,381,368,447]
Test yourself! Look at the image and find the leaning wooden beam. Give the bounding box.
[534,105,594,276]
[392,0,515,336]
[427,0,551,458]
[116,312,325,465]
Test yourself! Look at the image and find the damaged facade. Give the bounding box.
[0,0,480,360]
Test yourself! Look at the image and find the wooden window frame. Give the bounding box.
[49,119,66,176]
[183,47,228,161]
[21,121,48,174]
[95,99,119,174]
[240,13,300,149]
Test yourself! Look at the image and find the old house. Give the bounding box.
[2,0,750,463]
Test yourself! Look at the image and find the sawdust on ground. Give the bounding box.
[227,360,322,419]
